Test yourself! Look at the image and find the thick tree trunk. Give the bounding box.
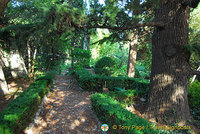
[127,33,138,77]
[0,45,27,78]
[0,0,10,16]
[0,61,9,96]
[145,1,192,125]
[9,49,27,78]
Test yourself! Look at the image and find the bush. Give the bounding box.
[0,72,55,134]
[91,93,169,134]
[75,69,149,96]
[188,80,200,120]
[94,57,116,76]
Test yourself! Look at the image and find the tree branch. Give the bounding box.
[182,0,200,8]
[81,21,165,30]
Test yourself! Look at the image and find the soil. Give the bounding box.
[25,75,106,134]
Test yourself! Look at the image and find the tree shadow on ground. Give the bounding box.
[0,78,31,112]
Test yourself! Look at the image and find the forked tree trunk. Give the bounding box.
[145,1,192,124]
[31,46,37,79]
[127,33,138,77]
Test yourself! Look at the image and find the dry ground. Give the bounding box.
[0,78,31,112]
[25,75,105,134]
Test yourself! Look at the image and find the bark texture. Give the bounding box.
[0,0,10,16]
[0,45,28,79]
[145,1,192,124]
[27,40,32,78]
[127,33,138,78]
[0,61,8,96]
[31,46,37,79]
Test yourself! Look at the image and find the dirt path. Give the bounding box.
[25,75,105,134]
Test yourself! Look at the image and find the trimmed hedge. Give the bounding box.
[91,92,169,134]
[94,56,116,76]
[75,69,149,96]
[0,72,55,134]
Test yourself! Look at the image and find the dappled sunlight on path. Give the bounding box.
[26,75,104,134]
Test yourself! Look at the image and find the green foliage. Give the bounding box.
[112,65,128,76]
[188,80,200,120]
[94,56,116,76]
[108,90,136,107]
[0,72,55,134]
[135,64,150,78]
[185,43,200,57]
[75,69,149,95]
[91,93,169,134]
[71,48,91,68]
[189,5,200,70]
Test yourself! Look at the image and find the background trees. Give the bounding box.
[0,0,199,128]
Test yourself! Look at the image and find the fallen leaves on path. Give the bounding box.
[25,75,105,134]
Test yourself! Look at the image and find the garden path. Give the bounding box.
[25,75,105,134]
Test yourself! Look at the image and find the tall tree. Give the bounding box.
[127,0,141,77]
[145,0,200,124]
[127,30,138,77]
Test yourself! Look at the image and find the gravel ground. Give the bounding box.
[25,75,106,134]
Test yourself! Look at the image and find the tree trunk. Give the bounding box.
[9,49,28,78]
[31,46,37,79]
[145,1,192,125]
[0,0,10,16]
[190,66,200,84]
[71,44,75,69]
[127,0,140,78]
[0,61,9,96]
[1,44,28,78]
[27,39,32,78]
[86,34,90,50]
[127,33,138,77]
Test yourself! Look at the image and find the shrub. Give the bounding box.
[0,72,55,134]
[75,69,149,96]
[91,93,169,134]
[188,80,200,120]
[94,57,116,76]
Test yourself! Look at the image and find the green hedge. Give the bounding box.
[188,80,200,121]
[94,56,116,76]
[91,92,169,134]
[75,69,149,95]
[0,72,55,134]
